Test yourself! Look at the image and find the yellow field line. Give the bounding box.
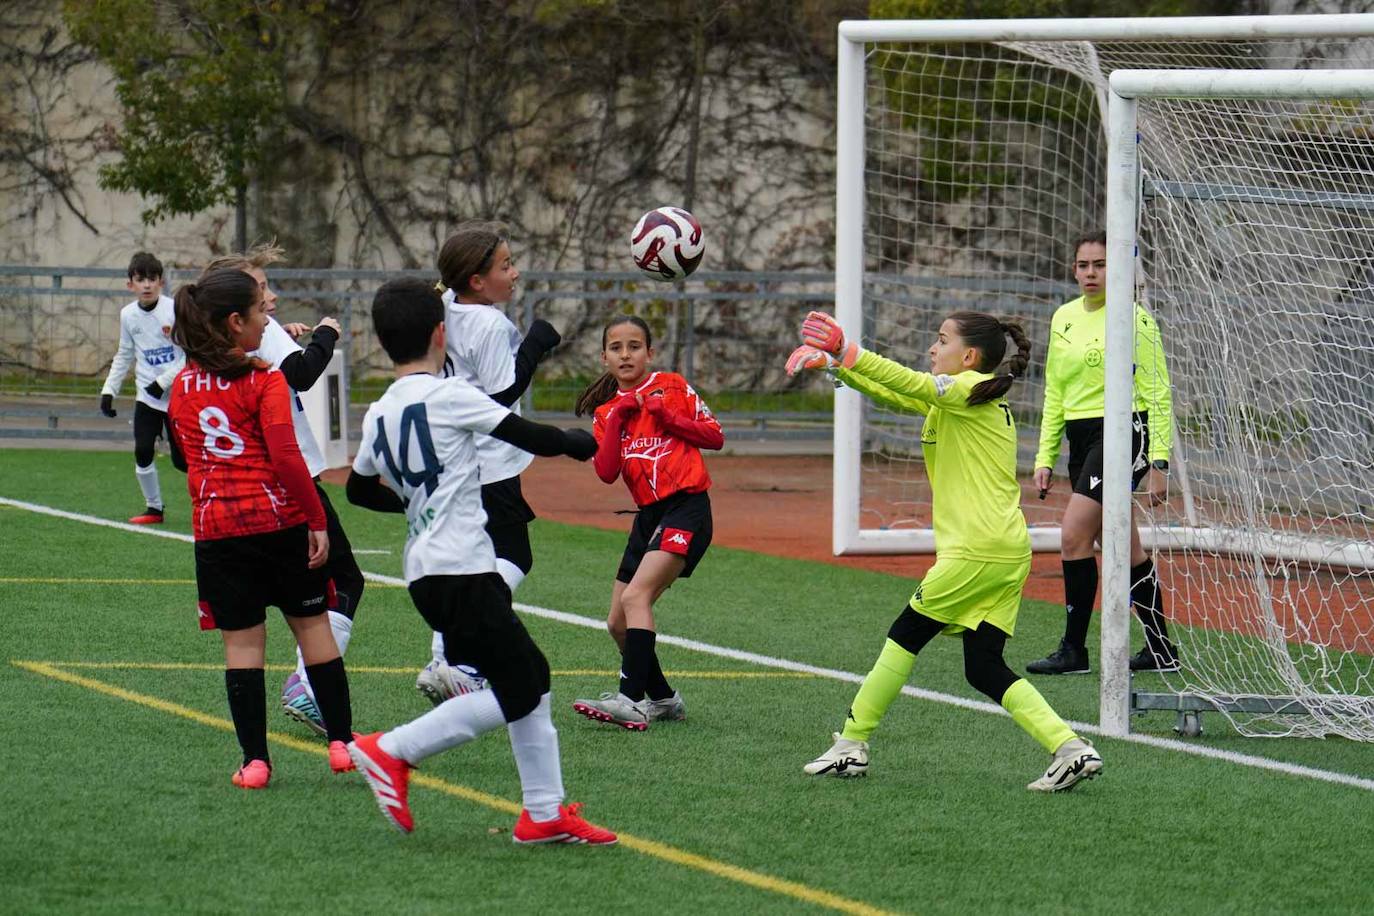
[33,660,817,679]
[11,659,896,916]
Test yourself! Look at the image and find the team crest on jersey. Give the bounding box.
[161,325,172,337]
[659,527,693,555]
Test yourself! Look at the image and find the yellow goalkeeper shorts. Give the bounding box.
[908,555,1031,638]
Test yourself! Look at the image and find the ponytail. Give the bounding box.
[172,268,265,380]
[575,373,619,417]
[945,310,1032,407]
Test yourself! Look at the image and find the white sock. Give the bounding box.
[135,463,162,510]
[297,611,353,698]
[496,559,526,593]
[430,630,446,666]
[507,694,565,821]
[379,689,505,764]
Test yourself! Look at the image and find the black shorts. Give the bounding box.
[194,525,332,631]
[482,476,534,573]
[616,490,713,584]
[1065,412,1150,505]
[407,573,550,721]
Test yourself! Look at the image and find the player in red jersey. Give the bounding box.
[570,315,723,730]
[167,267,355,788]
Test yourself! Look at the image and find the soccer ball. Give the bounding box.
[630,206,705,281]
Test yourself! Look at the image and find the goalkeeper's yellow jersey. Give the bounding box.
[836,350,1030,563]
[1034,296,1174,470]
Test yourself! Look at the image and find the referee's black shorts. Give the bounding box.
[1065,411,1150,505]
[617,489,713,584]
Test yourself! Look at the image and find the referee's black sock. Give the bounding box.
[305,656,353,744]
[225,668,269,766]
[1063,557,1099,649]
[1130,558,1172,646]
[619,628,656,703]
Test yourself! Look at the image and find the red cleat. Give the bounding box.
[513,802,618,846]
[328,740,355,774]
[128,507,165,525]
[231,759,271,789]
[348,732,413,833]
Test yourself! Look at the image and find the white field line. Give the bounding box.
[6,495,1374,794]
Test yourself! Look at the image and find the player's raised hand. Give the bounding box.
[785,345,834,377]
[100,394,117,418]
[526,319,562,355]
[801,311,846,354]
[611,398,640,422]
[307,529,330,569]
[562,428,597,461]
[313,317,342,336]
[281,322,311,339]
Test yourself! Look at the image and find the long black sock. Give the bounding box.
[619,628,656,702]
[1130,558,1171,646]
[1063,557,1099,649]
[225,668,268,766]
[305,656,353,743]
[644,647,674,702]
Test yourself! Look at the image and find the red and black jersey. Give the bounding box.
[592,371,719,507]
[169,363,312,540]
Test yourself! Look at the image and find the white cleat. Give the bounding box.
[803,732,869,778]
[644,690,686,722]
[1028,738,1103,792]
[415,660,488,706]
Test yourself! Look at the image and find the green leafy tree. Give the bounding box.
[61,0,312,250]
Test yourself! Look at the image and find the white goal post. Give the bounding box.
[833,16,1374,741]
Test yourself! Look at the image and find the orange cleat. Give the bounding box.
[128,507,165,525]
[328,740,355,774]
[231,759,271,789]
[512,802,618,846]
[348,732,413,833]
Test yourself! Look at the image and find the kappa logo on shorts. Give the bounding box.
[197,600,217,631]
[660,527,693,555]
[1090,475,1102,491]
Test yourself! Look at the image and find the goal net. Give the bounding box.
[833,17,1374,740]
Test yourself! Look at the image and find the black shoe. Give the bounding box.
[1026,639,1091,675]
[1129,642,1180,672]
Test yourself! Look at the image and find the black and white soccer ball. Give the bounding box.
[630,206,705,281]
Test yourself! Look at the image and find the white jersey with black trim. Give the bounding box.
[441,289,534,485]
[101,295,183,411]
[250,316,327,477]
[352,373,512,582]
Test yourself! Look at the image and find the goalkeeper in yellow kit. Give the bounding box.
[786,310,1102,792]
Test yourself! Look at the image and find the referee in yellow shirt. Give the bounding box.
[1026,230,1179,676]
[787,309,1102,792]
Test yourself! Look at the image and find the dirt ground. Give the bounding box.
[519,453,1071,603]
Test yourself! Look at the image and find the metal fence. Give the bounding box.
[0,266,839,444]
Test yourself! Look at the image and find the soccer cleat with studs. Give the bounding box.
[280,673,327,736]
[415,660,487,707]
[644,690,686,722]
[572,692,649,731]
[328,740,355,774]
[128,506,165,525]
[231,759,271,789]
[512,803,618,846]
[1027,738,1103,792]
[348,732,414,833]
[1129,641,1181,672]
[803,732,870,778]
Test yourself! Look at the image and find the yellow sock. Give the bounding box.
[1001,678,1076,753]
[840,639,916,742]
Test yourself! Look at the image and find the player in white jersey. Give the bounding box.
[200,245,362,736]
[345,278,615,843]
[99,252,187,524]
[414,222,563,704]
